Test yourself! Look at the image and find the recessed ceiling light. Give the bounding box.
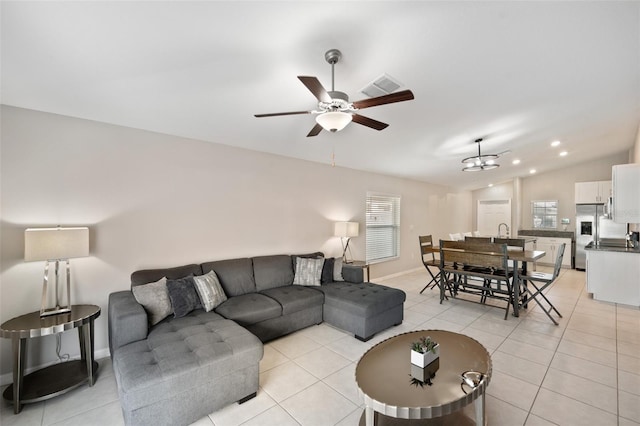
[512,159,521,165]
[559,151,568,157]
[488,183,493,187]
[551,140,561,147]
[530,169,537,174]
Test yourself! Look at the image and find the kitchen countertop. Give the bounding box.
[585,242,640,254]
[518,230,575,240]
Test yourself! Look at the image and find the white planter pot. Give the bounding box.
[411,345,440,367]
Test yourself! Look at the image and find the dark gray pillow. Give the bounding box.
[321,257,335,284]
[166,276,201,318]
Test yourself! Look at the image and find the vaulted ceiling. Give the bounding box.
[2,1,639,189]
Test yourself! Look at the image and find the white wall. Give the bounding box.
[471,153,630,233]
[521,152,630,230]
[0,106,471,377]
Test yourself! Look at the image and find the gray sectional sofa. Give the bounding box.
[108,253,406,426]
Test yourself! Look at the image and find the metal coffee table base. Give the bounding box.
[361,394,485,426]
[359,409,480,425]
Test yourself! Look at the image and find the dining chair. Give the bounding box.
[518,243,565,325]
[419,235,441,294]
[493,238,525,269]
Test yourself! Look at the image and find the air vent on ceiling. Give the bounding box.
[360,73,402,98]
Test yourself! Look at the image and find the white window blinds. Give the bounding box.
[366,192,401,263]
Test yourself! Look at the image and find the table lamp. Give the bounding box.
[334,221,359,263]
[24,227,89,317]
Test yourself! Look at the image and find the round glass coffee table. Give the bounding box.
[356,330,492,426]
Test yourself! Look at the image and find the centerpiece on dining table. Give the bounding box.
[410,335,440,367]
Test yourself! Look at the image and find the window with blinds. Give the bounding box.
[366,192,401,263]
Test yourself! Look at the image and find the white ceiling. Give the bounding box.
[2,1,639,190]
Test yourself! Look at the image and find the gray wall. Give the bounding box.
[0,106,472,378]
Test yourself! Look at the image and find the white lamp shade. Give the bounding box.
[334,222,359,238]
[25,227,89,261]
[316,112,352,132]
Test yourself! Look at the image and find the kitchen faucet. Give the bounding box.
[498,223,510,237]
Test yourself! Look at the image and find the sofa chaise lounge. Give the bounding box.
[108,252,406,426]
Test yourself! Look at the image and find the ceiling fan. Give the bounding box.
[254,49,415,137]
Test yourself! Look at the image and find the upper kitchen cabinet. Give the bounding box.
[575,180,612,204]
[612,164,640,223]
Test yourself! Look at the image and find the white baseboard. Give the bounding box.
[0,347,111,387]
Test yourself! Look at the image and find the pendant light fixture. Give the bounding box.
[462,138,500,171]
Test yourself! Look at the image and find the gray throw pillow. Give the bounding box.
[293,257,324,286]
[333,257,345,281]
[193,270,227,312]
[166,276,201,318]
[131,277,173,326]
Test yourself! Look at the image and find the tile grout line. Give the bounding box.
[506,273,581,425]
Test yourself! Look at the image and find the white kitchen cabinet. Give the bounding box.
[612,164,640,223]
[586,249,640,306]
[535,237,572,268]
[575,180,611,204]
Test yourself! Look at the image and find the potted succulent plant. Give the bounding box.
[410,336,439,367]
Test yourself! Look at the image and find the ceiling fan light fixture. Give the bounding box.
[316,111,352,132]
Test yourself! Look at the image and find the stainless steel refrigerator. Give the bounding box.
[575,204,628,270]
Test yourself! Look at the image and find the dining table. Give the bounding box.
[425,245,546,317]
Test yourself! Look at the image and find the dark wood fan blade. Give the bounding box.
[306,123,323,137]
[254,111,311,118]
[352,90,415,109]
[351,114,389,131]
[298,76,332,103]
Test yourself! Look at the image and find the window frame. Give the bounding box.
[365,192,401,264]
[531,200,558,230]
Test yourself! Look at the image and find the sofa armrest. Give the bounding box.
[108,291,149,354]
[342,264,364,283]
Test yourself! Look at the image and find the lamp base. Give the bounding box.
[40,306,71,318]
[40,260,72,318]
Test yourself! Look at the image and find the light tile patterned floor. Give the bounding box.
[1,268,639,425]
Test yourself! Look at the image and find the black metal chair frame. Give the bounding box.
[419,235,442,294]
[518,243,565,325]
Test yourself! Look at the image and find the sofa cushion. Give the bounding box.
[193,270,227,312]
[253,255,294,292]
[112,310,263,412]
[131,277,173,326]
[318,282,406,316]
[214,293,281,326]
[131,264,203,287]
[201,258,255,297]
[260,286,324,315]
[167,276,201,318]
[293,257,324,286]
